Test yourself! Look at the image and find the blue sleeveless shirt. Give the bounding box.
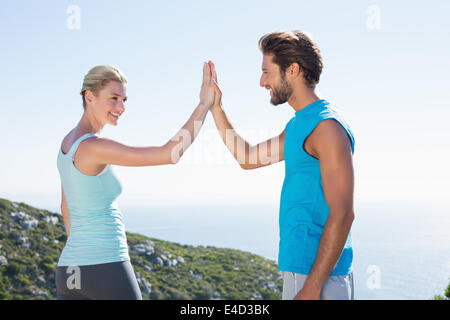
[278,99,355,276]
[56,133,130,266]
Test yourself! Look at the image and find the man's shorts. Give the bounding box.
[282,271,354,300]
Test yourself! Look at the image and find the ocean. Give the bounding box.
[120,201,450,300]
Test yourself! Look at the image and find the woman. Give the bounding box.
[55,63,215,300]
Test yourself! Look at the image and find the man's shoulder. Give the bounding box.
[314,118,345,134]
[308,119,353,157]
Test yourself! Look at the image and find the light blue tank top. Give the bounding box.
[56,133,130,266]
[278,99,354,276]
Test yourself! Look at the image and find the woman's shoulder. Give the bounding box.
[76,135,119,159]
[61,129,76,154]
[61,130,99,154]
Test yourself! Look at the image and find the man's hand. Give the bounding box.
[209,61,222,112]
[293,287,320,300]
[293,280,321,300]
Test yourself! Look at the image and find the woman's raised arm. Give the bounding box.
[83,62,215,167]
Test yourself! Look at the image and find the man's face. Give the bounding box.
[260,54,293,106]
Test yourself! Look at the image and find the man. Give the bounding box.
[208,30,355,300]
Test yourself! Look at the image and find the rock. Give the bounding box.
[43,235,49,242]
[155,257,164,266]
[37,276,46,284]
[44,216,59,225]
[132,244,146,255]
[252,291,262,300]
[0,256,7,267]
[54,239,59,244]
[137,277,152,295]
[135,271,152,296]
[144,265,152,273]
[10,211,29,221]
[189,270,202,280]
[160,254,172,267]
[36,291,50,300]
[131,242,155,256]
[265,281,277,291]
[161,256,175,267]
[18,237,30,248]
[20,218,39,230]
[20,243,31,249]
[30,285,50,300]
[10,211,39,229]
[213,292,221,299]
[177,256,185,264]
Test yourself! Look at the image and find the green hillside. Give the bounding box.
[0,198,282,300]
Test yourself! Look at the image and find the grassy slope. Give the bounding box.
[0,198,282,300]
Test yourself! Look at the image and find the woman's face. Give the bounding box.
[86,80,128,126]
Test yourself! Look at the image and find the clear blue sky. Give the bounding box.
[1,0,449,211]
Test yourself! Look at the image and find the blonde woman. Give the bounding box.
[55,63,215,300]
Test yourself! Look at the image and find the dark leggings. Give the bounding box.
[55,260,142,300]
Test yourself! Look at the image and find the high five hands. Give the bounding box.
[199,61,216,109]
[199,61,222,112]
[209,61,222,112]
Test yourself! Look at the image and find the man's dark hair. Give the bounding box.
[258,30,323,88]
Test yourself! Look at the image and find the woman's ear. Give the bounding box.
[85,90,94,105]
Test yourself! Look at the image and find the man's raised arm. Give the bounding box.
[209,61,284,170]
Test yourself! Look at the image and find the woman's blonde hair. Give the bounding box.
[80,65,128,109]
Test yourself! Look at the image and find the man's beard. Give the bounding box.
[270,72,293,106]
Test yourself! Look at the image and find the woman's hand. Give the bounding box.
[199,62,215,108]
[209,61,223,112]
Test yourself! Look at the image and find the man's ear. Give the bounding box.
[288,62,301,79]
